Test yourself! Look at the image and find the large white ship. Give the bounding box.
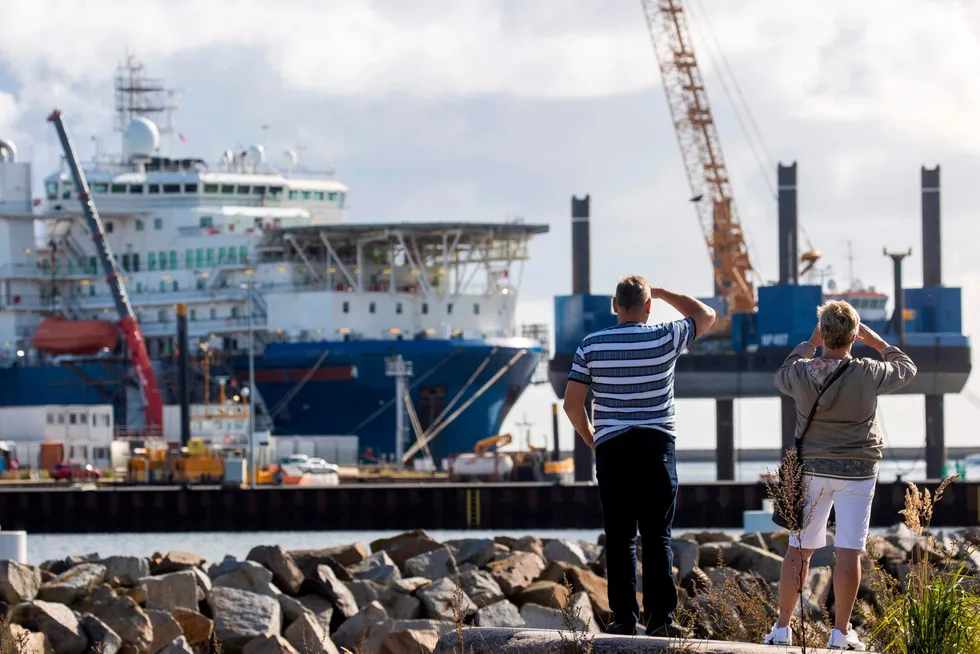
[0,58,549,460]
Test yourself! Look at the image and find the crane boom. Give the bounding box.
[47,109,164,429]
[641,0,758,316]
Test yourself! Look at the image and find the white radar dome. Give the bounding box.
[283,149,297,168]
[0,138,18,162]
[245,144,265,167]
[123,118,160,159]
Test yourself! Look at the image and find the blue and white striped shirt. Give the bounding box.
[567,318,696,446]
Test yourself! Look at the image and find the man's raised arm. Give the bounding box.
[650,286,717,338]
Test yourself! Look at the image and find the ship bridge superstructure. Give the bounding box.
[252,221,548,345]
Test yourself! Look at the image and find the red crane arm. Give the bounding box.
[47,109,164,429]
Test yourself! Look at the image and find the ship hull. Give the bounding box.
[231,339,541,458]
[0,339,542,459]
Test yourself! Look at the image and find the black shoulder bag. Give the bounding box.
[771,358,852,530]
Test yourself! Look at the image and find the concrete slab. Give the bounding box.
[433,627,880,653]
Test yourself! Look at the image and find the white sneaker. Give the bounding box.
[762,622,792,646]
[827,624,867,651]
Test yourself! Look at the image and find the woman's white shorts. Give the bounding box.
[788,475,876,551]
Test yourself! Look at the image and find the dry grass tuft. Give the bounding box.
[556,573,594,654]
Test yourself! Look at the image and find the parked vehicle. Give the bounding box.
[49,462,101,481]
[301,457,340,475]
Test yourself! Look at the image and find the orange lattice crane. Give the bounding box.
[641,0,759,321]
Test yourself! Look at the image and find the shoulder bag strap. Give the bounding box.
[795,358,852,458]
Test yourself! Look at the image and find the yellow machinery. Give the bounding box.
[126,437,224,484]
[473,433,512,455]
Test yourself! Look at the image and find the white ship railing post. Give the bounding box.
[242,280,257,488]
[386,354,413,468]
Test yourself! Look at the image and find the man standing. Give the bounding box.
[563,275,715,636]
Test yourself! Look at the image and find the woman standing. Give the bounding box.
[763,300,916,650]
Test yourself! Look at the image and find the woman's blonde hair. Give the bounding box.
[818,300,860,349]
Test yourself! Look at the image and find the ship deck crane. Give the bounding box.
[641,0,759,328]
[47,109,164,430]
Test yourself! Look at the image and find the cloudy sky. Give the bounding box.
[2,0,979,474]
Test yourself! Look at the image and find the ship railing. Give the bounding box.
[0,263,95,281]
[139,315,269,338]
[113,425,166,441]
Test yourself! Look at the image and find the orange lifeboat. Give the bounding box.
[32,316,119,355]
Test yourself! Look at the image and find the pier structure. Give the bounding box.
[550,164,970,482]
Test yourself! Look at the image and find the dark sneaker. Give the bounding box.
[605,621,642,635]
[645,621,693,639]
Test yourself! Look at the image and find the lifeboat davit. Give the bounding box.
[32,316,119,355]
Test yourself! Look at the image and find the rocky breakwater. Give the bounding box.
[4,524,974,654]
[0,532,607,654]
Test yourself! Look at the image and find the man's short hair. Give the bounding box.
[615,275,651,311]
[817,300,860,349]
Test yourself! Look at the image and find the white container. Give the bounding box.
[451,453,514,479]
[0,530,27,563]
[743,499,780,533]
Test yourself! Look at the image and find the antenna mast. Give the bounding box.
[114,55,181,150]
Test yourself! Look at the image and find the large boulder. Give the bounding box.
[147,609,184,654]
[247,547,305,596]
[542,540,589,568]
[242,635,300,654]
[208,587,282,654]
[282,613,339,654]
[39,564,107,605]
[538,565,610,625]
[698,541,735,569]
[151,552,207,575]
[378,580,429,621]
[330,602,393,654]
[170,608,213,651]
[485,553,545,596]
[101,557,150,588]
[290,544,368,572]
[0,561,42,604]
[144,570,199,612]
[296,596,335,633]
[370,533,443,572]
[416,578,476,622]
[455,570,503,607]
[404,548,458,581]
[511,537,545,560]
[302,566,358,625]
[79,613,122,654]
[728,543,784,583]
[378,627,440,654]
[519,592,598,633]
[213,562,278,597]
[380,593,421,621]
[345,580,384,608]
[77,594,152,654]
[453,540,498,569]
[671,539,700,580]
[370,531,433,554]
[348,552,402,584]
[4,623,54,654]
[475,600,525,628]
[515,581,566,609]
[157,637,194,654]
[10,600,89,654]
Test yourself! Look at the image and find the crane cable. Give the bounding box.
[687,0,777,200]
[685,0,826,280]
[402,349,528,462]
[403,387,435,467]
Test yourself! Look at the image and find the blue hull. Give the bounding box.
[230,339,541,458]
[0,339,541,458]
